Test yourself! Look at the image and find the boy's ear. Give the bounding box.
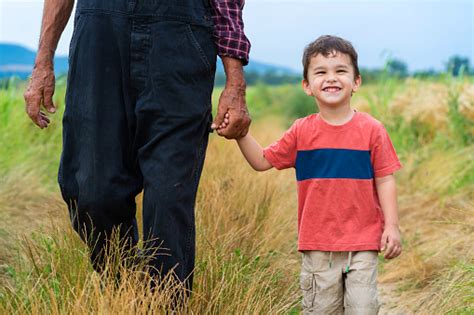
[352,75,362,93]
[302,79,313,96]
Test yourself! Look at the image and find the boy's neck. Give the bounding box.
[318,103,355,126]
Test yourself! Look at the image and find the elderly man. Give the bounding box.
[24,0,251,294]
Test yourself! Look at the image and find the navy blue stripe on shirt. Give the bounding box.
[295,148,374,181]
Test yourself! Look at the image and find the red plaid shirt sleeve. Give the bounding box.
[210,0,251,65]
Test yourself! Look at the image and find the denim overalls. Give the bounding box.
[58,0,216,292]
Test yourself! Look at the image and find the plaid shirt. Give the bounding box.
[210,0,251,65]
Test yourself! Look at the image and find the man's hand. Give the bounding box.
[380,224,402,259]
[24,63,56,129]
[211,57,251,139]
[23,0,75,129]
[213,84,250,139]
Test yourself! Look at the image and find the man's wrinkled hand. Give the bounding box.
[211,84,251,139]
[24,65,56,129]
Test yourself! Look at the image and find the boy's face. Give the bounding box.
[302,51,361,109]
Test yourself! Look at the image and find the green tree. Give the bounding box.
[386,58,408,78]
[446,55,470,76]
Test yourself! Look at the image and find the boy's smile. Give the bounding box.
[321,85,343,99]
[322,87,342,92]
[302,51,361,109]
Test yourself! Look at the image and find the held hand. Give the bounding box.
[24,64,56,129]
[216,112,231,131]
[380,224,402,259]
[211,84,251,139]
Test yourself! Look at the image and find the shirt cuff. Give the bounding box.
[263,147,285,170]
[374,162,402,177]
[215,33,250,65]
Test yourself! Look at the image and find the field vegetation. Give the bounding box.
[0,74,473,314]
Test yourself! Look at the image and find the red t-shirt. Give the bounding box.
[263,112,402,251]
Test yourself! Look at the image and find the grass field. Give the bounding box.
[0,75,473,314]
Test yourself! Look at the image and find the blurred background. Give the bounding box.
[0,0,473,314]
[1,0,473,82]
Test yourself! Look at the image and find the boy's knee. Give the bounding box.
[302,302,344,315]
[344,304,380,315]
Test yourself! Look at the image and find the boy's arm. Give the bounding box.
[236,133,273,171]
[375,174,402,259]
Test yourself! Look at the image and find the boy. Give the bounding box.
[216,35,402,314]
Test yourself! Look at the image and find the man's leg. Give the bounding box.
[58,11,141,272]
[133,18,216,293]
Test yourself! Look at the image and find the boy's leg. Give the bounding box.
[343,251,381,314]
[301,251,344,314]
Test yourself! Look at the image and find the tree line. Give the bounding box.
[214,55,473,86]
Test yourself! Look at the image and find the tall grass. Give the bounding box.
[1,76,473,313]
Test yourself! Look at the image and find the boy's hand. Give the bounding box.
[216,112,231,134]
[380,224,402,259]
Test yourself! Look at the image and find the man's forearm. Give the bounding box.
[375,175,400,227]
[35,0,75,68]
[214,56,251,139]
[221,56,246,88]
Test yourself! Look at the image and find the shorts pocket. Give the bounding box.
[300,272,316,309]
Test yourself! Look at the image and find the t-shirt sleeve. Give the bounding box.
[263,121,298,170]
[371,124,402,177]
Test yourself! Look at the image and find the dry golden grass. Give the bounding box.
[459,83,474,121]
[0,169,63,269]
[389,79,450,134]
[379,143,474,314]
[1,80,473,314]
[351,95,372,113]
[0,118,300,314]
[458,83,474,137]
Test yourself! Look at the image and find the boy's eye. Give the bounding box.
[337,70,347,73]
[315,71,325,75]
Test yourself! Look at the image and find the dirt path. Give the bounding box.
[378,282,414,315]
[0,173,64,266]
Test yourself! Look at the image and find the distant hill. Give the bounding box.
[217,58,298,76]
[0,43,298,80]
[0,43,69,79]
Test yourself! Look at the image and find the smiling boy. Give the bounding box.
[217,35,402,314]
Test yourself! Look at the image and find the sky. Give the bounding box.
[0,0,472,72]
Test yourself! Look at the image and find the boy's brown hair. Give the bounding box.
[302,35,360,81]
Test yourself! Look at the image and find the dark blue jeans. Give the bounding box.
[58,0,216,291]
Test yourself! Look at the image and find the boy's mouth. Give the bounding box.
[322,87,342,92]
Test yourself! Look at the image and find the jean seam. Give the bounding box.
[185,24,212,76]
[68,14,88,64]
[183,127,207,269]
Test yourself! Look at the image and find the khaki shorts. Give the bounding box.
[300,250,381,314]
